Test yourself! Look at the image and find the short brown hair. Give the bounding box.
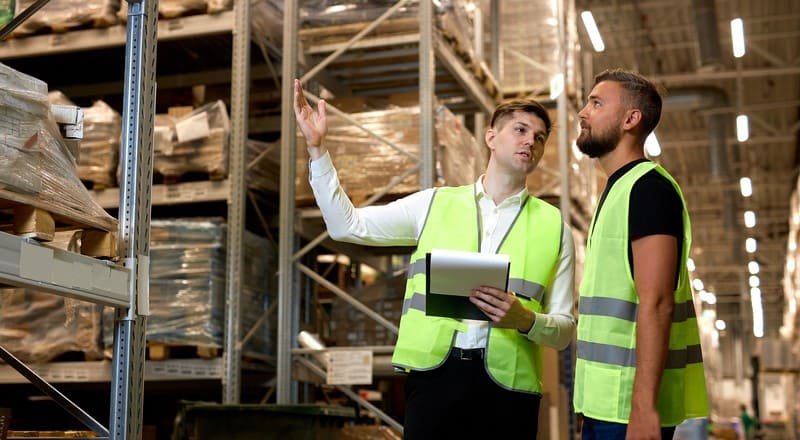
[489,99,552,136]
[594,68,665,136]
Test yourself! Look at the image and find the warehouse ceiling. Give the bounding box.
[491,0,799,342]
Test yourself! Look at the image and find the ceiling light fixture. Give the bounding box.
[736,114,749,142]
[750,287,763,338]
[645,133,661,157]
[580,11,605,52]
[748,275,760,288]
[687,258,696,272]
[748,261,760,274]
[731,18,746,58]
[744,210,756,228]
[739,177,752,197]
[692,278,704,291]
[745,238,757,253]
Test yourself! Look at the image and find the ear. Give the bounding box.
[485,128,496,151]
[622,109,642,131]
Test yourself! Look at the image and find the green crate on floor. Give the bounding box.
[172,402,355,440]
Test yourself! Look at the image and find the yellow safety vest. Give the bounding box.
[391,184,563,393]
[574,161,709,426]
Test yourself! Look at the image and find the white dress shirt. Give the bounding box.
[309,151,576,350]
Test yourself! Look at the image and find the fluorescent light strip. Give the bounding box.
[580,11,605,52]
[739,177,752,197]
[736,114,749,142]
[731,18,746,58]
[645,133,661,157]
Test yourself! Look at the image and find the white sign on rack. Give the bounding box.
[326,350,373,385]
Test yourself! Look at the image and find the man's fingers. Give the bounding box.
[317,99,326,120]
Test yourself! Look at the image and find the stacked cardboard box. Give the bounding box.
[153,100,230,181]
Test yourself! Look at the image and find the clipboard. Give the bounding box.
[424,249,510,321]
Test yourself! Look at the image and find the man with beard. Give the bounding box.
[572,69,709,440]
[293,79,575,439]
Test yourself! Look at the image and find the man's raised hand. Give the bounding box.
[293,79,328,160]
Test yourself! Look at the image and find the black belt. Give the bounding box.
[450,347,485,361]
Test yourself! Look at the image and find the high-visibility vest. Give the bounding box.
[391,184,563,393]
[574,161,709,426]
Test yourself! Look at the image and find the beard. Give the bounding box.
[576,125,621,158]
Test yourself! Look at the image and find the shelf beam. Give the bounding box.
[0,232,130,307]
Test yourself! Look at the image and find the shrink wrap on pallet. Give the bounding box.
[153,100,230,181]
[11,0,119,36]
[102,219,277,356]
[295,103,485,204]
[0,288,104,363]
[0,63,116,232]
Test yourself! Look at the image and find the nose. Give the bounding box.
[578,104,589,119]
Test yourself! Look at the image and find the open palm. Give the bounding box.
[293,79,327,149]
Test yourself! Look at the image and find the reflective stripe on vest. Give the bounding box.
[390,184,563,394]
[574,161,709,426]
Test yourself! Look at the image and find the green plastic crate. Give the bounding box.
[172,402,355,440]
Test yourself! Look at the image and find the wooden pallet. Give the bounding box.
[147,342,220,361]
[7,431,98,438]
[154,170,227,186]
[0,188,117,258]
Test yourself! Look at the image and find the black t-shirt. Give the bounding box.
[594,159,684,287]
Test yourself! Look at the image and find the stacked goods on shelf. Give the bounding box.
[246,139,280,194]
[329,272,405,347]
[297,0,477,64]
[48,92,122,190]
[77,100,122,190]
[103,218,277,356]
[295,103,486,204]
[0,62,116,233]
[0,288,104,363]
[153,100,230,182]
[9,0,119,36]
[0,230,109,363]
[119,0,232,20]
[251,0,282,50]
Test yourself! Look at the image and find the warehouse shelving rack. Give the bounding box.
[0,0,260,429]
[0,0,158,437]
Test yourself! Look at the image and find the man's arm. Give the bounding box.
[294,78,429,246]
[627,234,677,439]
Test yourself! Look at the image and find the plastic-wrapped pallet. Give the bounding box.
[153,100,230,181]
[294,103,486,204]
[246,139,280,194]
[10,0,119,36]
[49,92,121,190]
[296,0,478,66]
[329,272,405,347]
[103,218,277,355]
[78,100,122,189]
[0,62,116,232]
[0,288,104,363]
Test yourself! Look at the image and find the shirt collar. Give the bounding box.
[475,175,529,207]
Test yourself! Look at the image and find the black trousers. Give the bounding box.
[403,355,541,439]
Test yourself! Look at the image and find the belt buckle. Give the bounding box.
[456,348,483,360]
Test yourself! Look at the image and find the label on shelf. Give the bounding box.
[326,350,373,385]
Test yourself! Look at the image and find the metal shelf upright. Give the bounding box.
[0,0,158,438]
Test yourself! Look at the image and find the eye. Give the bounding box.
[536,134,546,143]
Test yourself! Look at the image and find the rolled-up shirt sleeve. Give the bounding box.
[524,222,576,350]
[308,151,432,246]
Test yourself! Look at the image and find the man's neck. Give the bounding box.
[598,139,646,177]
[482,172,526,205]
